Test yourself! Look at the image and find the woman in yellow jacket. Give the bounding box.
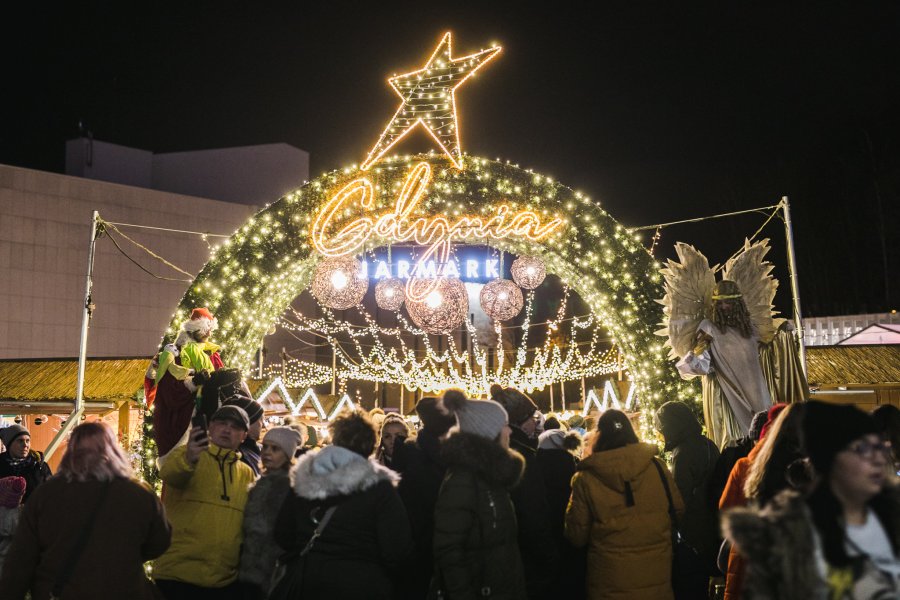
[565,409,684,600]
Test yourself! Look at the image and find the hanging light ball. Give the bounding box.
[375,277,406,311]
[480,279,524,321]
[310,256,368,310]
[510,255,546,289]
[406,277,468,335]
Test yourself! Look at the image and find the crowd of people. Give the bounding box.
[0,308,897,599]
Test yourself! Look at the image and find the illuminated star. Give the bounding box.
[361,32,501,171]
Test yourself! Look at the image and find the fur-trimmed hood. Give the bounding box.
[290,445,399,500]
[722,490,826,599]
[441,431,525,490]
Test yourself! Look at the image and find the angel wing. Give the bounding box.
[655,242,716,360]
[722,238,780,343]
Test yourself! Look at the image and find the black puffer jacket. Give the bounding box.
[655,401,721,562]
[0,451,52,503]
[434,432,527,600]
[395,428,446,600]
[274,446,413,600]
[509,427,560,599]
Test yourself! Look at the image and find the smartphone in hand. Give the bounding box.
[191,413,208,433]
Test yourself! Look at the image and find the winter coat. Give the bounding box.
[723,488,900,599]
[535,447,586,599]
[565,442,685,600]
[434,432,527,600]
[0,477,170,600]
[718,442,763,600]
[239,438,262,477]
[395,428,447,600]
[656,402,721,562]
[238,468,291,593]
[0,506,20,578]
[274,445,413,600]
[153,442,255,588]
[0,451,52,504]
[508,427,560,599]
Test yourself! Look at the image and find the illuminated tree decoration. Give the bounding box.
[405,277,468,334]
[511,255,546,290]
[374,277,406,311]
[310,256,368,310]
[480,278,524,321]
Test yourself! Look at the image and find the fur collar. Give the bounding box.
[441,432,525,489]
[290,446,399,500]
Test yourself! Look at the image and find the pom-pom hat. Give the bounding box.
[490,384,538,427]
[0,476,26,509]
[442,389,508,440]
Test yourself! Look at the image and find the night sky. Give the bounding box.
[4,2,899,318]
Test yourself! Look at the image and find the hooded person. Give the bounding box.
[536,429,587,598]
[433,390,527,600]
[273,410,412,600]
[0,425,52,503]
[566,410,685,600]
[149,307,225,457]
[655,401,721,599]
[395,394,457,600]
[491,384,560,599]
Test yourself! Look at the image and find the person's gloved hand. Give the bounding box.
[192,369,211,386]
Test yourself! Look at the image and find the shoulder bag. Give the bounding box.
[268,504,337,600]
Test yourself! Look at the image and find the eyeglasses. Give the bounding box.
[845,440,892,460]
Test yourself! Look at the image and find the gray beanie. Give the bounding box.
[441,390,508,440]
[0,425,29,449]
[263,427,303,460]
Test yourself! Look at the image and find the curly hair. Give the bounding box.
[329,409,377,457]
[710,280,754,338]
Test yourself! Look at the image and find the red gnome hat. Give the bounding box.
[190,307,215,321]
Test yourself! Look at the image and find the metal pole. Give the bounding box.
[45,211,100,460]
[781,197,807,376]
[561,381,566,412]
[331,346,337,396]
[549,383,554,413]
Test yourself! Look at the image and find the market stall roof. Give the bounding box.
[837,324,900,346]
[806,345,900,385]
[0,357,148,414]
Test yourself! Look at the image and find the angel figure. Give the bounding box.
[657,239,806,448]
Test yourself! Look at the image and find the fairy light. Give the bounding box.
[361,32,502,170]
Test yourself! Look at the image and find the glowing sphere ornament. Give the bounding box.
[375,277,406,311]
[311,256,368,310]
[480,279,524,322]
[510,255,546,290]
[405,277,468,335]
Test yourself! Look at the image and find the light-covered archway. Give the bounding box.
[163,154,695,414]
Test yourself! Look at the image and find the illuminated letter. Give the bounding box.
[466,260,479,279]
[374,261,391,279]
[485,259,499,278]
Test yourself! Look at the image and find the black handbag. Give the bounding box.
[268,504,337,600]
[652,458,707,599]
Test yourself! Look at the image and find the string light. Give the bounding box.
[361,32,502,170]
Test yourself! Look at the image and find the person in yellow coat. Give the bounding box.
[565,410,685,600]
[153,405,256,600]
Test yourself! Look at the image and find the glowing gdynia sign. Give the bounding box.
[311,161,564,298]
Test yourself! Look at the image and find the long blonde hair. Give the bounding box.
[57,422,134,482]
[743,403,807,505]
